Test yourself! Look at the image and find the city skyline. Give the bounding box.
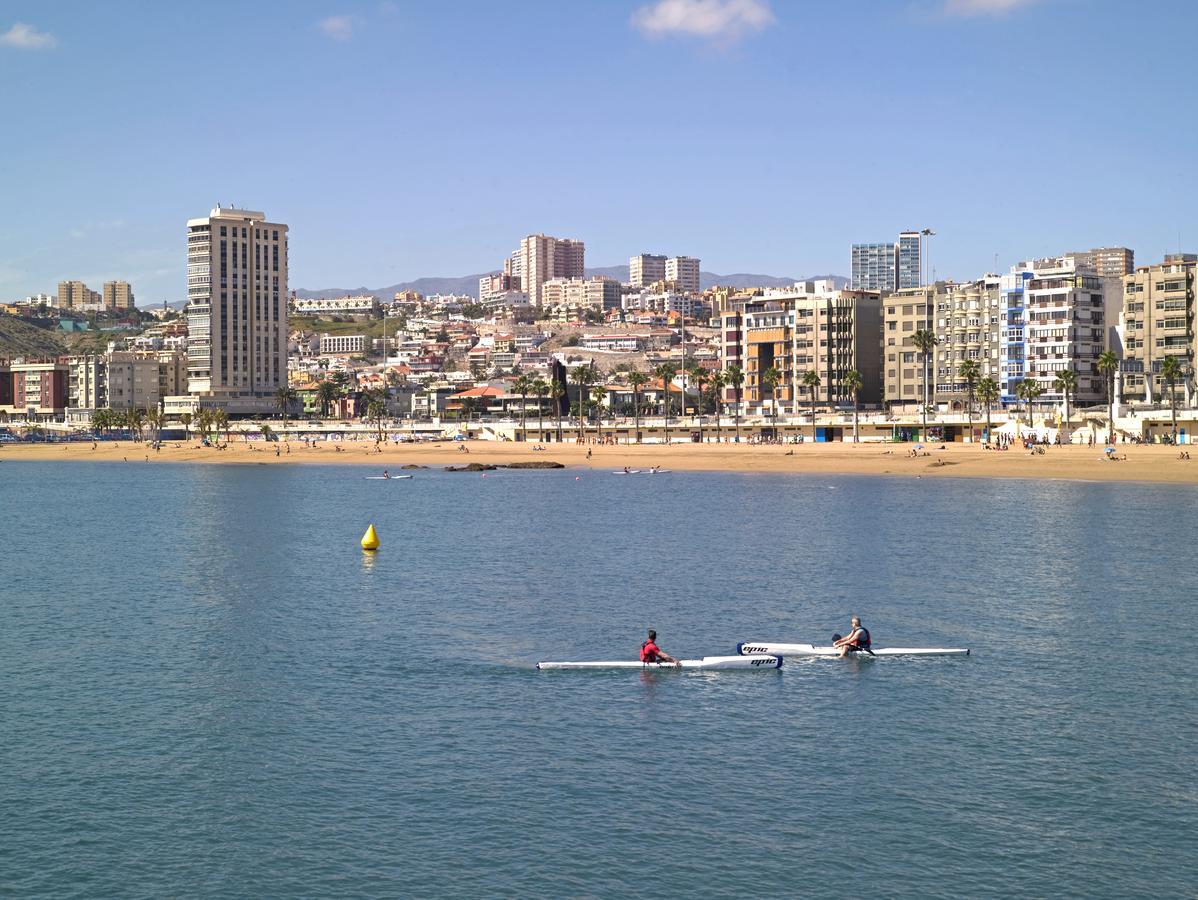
[2,0,1197,301]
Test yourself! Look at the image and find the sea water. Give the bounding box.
[1,462,1195,897]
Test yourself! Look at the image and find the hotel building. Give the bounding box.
[185,206,288,412]
[1120,253,1196,404]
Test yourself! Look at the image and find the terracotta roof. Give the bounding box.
[449,386,506,399]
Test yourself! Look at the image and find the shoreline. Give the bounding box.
[1,440,1194,485]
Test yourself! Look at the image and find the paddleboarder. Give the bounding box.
[833,617,873,657]
[640,630,681,667]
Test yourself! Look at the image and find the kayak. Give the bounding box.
[363,475,414,480]
[736,641,968,658]
[537,654,782,671]
[612,470,641,475]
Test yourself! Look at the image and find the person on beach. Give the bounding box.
[833,617,872,657]
[640,630,681,666]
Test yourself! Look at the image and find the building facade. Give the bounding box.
[319,334,367,356]
[57,280,102,310]
[629,253,666,288]
[883,285,939,411]
[515,234,585,307]
[665,256,701,294]
[1,360,69,420]
[1067,246,1134,278]
[185,206,288,412]
[897,231,922,290]
[851,243,897,292]
[103,280,135,310]
[1120,253,1196,404]
[934,276,1002,408]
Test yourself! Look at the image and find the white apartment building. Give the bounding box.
[291,295,379,316]
[630,253,666,288]
[623,291,708,319]
[665,256,701,294]
[512,234,585,306]
[319,334,366,356]
[540,276,621,311]
[185,206,288,412]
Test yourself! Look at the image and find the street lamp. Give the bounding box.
[921,228,936,288]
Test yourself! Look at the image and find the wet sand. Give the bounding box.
[2,439,1194,484]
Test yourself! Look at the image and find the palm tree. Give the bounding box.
[366,389,388,444]
[1015,379,1043,437]
[628,371,648,443]
[92,408,112,436]
[460,396,478,429]
[801,369,821,442]
[688,362,707,444]
[843,369,863,443]
[316,380,338,417]
[126,407,145,442]
[977,377,999,443]
[1097,350,1119,445]
[513,374,531,442]
[549,380,566,442]
[214,408,231,444]
[653,363,678,444]
[913,328,939,435]
[1160,356,1184,445]
[1053,368,1078,440]
[590,384,607,443]
[145,406,163,445]
[725,364,744,443]
[275,386,298,433]
[572,365,593,443]
[179,411,192,439]
[708,370,726,442]
[957,359,981,442]
[532,378,549,442]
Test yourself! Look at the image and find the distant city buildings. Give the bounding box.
[57,280,102,310]
[629,253,666,288]
[184,206,288,412]
[665,256,701,294]
[1067,246,1134,278]
[630,253,701,293]
[509,234,585,307]
[291,295,379,317]
[852,230,924,291]
[103,280,135,310]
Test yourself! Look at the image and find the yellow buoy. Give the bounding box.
[360,523,380,551]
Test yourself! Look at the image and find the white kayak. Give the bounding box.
[364,475,414,480]
[737,641,969,658]
[537,654,781,671]
[611,470,642,475]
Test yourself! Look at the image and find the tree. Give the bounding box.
[1053,368,1078,440]
[275,386,298,432]
[145,406,163,445]
[725,364,744,443]
[1097,350,1119,445]
[1015,379,1043,437]
[913,328,939,434]
[460,396,478,429]
[688,363,707,444]
[179,411,192,438]
[653,363,678,444]
[1160,355,1184,445]
[627,371,648,443]
[957,359,981,442]
[365,388,388,444]
[708,370,726,442]
[214,408,231,443]
[92,408,112,436]
[513,374,531,442]
[126,407,145,442]
[532,378,549,442]
[590,385,607,443]
[549,380,566,442]
[977,377,999,443]
[801,369,821,442]
[572,365,594,443]
[844,369,863,444]
[316,380,339,417]
[759,366,782,434]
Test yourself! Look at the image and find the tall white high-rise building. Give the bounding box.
[511,234,585,306]
[185,206,288,411]
[630,253,667,288]
[666,256,700,293]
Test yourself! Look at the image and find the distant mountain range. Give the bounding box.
[295,269,848,300]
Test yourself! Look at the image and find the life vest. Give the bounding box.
[640,640,660,662]
[855,628,872,648]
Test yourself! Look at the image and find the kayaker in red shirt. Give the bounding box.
[640,629,681,666]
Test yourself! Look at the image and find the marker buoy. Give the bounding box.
[360,523,380,551]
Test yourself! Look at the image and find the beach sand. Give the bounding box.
[1,438,1194,484]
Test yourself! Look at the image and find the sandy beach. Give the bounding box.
[2,438,1195,484]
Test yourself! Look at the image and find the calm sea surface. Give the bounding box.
[1,461,1195,898]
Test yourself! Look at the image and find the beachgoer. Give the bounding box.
[640,630,680,666]
[383,469,390,479]
[833,617,872,657]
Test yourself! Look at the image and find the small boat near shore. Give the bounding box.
[736,641,969,658]
[537,654,782,671]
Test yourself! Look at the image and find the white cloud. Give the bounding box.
[318,14,356,41]
[631,0,775,43]
[0,22,58,49]
[943,0,1040,16]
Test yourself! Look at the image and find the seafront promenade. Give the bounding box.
[4,438,1196,485]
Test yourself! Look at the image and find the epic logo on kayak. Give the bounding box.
[742,646,769,655]
[749,657,776,666]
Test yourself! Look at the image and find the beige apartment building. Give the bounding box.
[883,285,940,411]
[665,256,701,294]
[934,276,1002,408]
[57,280,102,310]
[513,234,585,306]
[729,290,883,414]
[540,276,621,312]
[1067,246,1134,278]
[68,350,187,413]
[184,206,288,412]
[103,280,135,310]
[1121,253,1196,404]
[630,253,667,288]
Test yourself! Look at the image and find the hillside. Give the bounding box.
[0,315,67,359]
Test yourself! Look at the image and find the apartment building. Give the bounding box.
[319,334,367,356]
[897,231,922,290]
[665,256,701,294]
[57,280,102,310]
[851,243,897,292]
[998,268,1034,402]
[291,295,378,317]
[934,276,1002,408]
[630,253,666,288]
[623,291,708,320]
[1,360,69,420]
[1121,253,1196,404]
[103,280,135,310]
[185,206,288,412]
[513,234,585,306]
[883,285,940,411]
[67,351,187,414]
[540,276,620,311]
[1067,246,1134,278]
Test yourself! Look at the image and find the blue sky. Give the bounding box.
[2,0,1196,301]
